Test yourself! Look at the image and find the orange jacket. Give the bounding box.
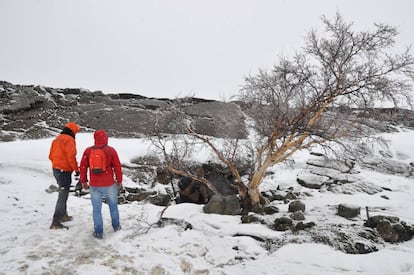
[49,133,79,172]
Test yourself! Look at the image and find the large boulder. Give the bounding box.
[272,217,293,231]
[288,200,305,212]
[203,194,241,215]
[296,173,329,189]
[337,203,360,219]
[364,215,414,243]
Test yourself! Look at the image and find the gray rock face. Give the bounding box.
[203,194,241,215]
[337,203,361,219]
[328,181,383,195]
[290,211,305,221]
[361,157,414,177]
[183,101,246,139]
[297,173,330,189]
[288,200,305,212]
[296,154,399,195]
[3,81,414,141]
[272,217,293,231]
[0,81,247,140]
[307,158,355,173]
[364,215,414,243]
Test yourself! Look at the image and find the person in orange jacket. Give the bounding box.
[48,122,80,229]
[79,129,123,239]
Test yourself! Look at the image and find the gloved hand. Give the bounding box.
[81,181,89,190]
[75,181,82,191]
[75,181,82,197]
[74,171,80,181]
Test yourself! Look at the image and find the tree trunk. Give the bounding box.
[248,185,261,209]
[247,155,273,209]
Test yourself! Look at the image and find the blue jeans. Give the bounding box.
[89,183,120,235]
[52,169,71,224]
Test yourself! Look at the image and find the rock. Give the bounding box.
[45,184,58,193]
[155,217,192,231]
[290,211,305,221]
[200,162,239,196]
[203,194,241,215]
[307,158,355,173]
[284,192,298,201]
[353,242,379,254]
[241,214,262,224]
[328,181,383,195]
[361,157,414,178]
[126,191,157,202]
[262,205,279,215]
[377,220,399,242]
[364,215,400,228]
[293,221,315,231]
[261,190,285,202]
[364,215,414,243]
[337,203,360,219]
[202,194,224,214]
[272,217,293,231]
[310,166,360,182]
[296,173,329,189]
[2,81,414,142]
[0,81,247,140]
[183,101,246,139]
[149,194,172,206]
[288,200,305,212]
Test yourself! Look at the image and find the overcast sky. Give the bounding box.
[0,0,413,100]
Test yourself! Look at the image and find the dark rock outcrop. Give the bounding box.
[364,215,414,243]
[272,217,293,231]
[203,194,241,215]
[337,203,361,219]
[288,200,305,212]
[0,81,247,140]
[3,81,414,141]
[290,211,305,221]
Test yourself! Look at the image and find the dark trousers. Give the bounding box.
[52,169,71,224]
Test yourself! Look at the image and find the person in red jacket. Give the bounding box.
[48,122,80,229]
[79,129,123,239]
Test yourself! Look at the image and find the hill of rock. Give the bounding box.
[2,80,414,141]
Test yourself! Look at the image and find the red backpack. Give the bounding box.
[89,146,107,174]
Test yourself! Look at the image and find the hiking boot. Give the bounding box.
[60,214,73,222]
[92,232,103,239]
[113,225,122,232]
[50,222,69,230]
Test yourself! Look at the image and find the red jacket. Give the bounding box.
[80,130,122,187]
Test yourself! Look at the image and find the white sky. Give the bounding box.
[0,0,413,100]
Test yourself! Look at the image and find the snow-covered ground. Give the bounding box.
[1,132,414,274]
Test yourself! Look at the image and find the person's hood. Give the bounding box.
[65,122,80,135]
[94,129,108,147]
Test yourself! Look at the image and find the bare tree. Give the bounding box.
[236,13,414,208]
[150,13,414,211]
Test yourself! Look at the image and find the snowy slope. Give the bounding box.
[0,132,414,274]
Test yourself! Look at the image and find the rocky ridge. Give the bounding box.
[2,81,414,141]
[0,81,246,141]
